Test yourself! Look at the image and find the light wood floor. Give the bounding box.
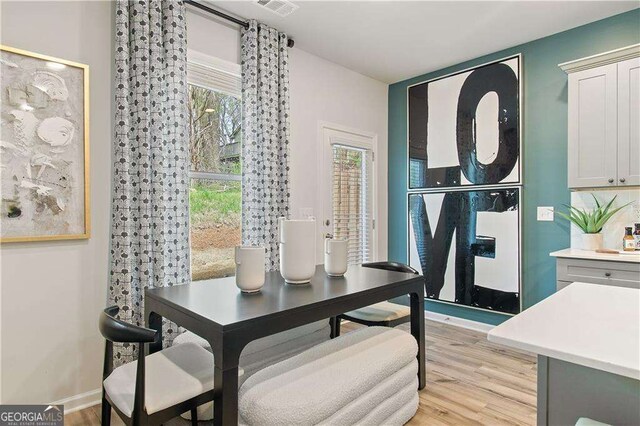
[66,320,537,425]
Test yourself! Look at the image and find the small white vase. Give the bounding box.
[235,246,265,293]
[578,233,603,251]
[324,237,348,277]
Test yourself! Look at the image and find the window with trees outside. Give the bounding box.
[187,54,242,281]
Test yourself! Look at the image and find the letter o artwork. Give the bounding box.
[456,63,519,185]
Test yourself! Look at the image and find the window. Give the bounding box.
[187,52,242,281]
[331,144,374,265]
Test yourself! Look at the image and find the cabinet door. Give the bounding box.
[568,64,618,188]
[617,57,640,187]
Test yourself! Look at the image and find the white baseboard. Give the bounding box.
[425,311,495,334]
[52,388,101,414]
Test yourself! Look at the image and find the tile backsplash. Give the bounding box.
[569,188,640,250]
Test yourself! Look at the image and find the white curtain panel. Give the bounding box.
[109,0,190,365]
[241,20,291,271]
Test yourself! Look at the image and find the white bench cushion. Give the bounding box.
[344,301,410,322]
[320,361,418,425]
[239,326,418,425]
[103,342,214,418]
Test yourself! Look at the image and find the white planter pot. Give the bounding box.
[279,218,316,284]
[578,233,603,251]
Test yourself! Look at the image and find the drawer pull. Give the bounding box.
[604,272,611,277]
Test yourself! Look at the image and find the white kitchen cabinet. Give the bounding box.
[618,57,640,187]
[560,45,640,189]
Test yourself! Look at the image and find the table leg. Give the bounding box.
[213,364,240,426]
[146,310,163,354]
[410,291,426,389]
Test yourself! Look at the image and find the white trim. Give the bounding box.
[425,311,494,334]
[52,388,101,415]
[559,44,640,74]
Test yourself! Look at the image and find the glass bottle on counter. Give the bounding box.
[623,227,635,251]
[634,223,640,251]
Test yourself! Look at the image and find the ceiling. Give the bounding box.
[207,1,638,83]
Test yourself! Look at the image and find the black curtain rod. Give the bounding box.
[184,0,295,48]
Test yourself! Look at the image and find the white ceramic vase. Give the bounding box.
[279,217,316,284]
[235,246,266,293]
[324,237,348,277]
[578,233,603,251]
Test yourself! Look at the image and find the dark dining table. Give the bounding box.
[145,264,425,426]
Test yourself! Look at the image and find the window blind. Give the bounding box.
[187,60,241,99]
[332,145,373,265]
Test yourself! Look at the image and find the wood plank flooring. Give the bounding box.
[65,320,536,425]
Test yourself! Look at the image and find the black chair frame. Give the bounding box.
[100,306,214,426]
[330,262,420,338]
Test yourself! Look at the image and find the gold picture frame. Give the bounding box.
[1,45,90,243]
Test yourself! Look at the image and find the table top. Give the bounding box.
[146,265,422,329]
[488,282,640,380]
[550,248,640,263]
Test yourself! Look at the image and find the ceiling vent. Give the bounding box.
[255,0,298,17]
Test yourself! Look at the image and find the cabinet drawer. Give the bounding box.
[557,258,640,289]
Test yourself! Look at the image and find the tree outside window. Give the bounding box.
[188,84,242,281]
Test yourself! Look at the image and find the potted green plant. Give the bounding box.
[557,194,631,251]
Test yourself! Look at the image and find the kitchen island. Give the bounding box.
[488,282,639,426]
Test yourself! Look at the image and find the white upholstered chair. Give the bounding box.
[330,262,419,337]
[99,306,215,426]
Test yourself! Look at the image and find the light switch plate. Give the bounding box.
[537,206,554,221]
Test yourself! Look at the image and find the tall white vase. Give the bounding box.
[279,217,316,284]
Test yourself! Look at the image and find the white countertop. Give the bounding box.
[488,282,640,380]
[550,248,640,263]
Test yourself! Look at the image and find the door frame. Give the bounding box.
[317,121,379,264]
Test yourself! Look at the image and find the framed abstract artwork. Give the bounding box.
[407,55,521,190]
[408,187,521,315]
[1,45,90,243]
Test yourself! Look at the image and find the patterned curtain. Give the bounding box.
[109,0,190,365]
[241,21,291,271]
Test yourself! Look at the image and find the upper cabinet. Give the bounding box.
[560,45,640,189]
[618,57,640,187]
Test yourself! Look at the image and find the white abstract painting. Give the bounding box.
[1,46,88,242]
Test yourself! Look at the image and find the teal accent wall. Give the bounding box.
[388,9,640,325]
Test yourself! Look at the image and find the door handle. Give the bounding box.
[604,272,611,277]
[620,177,626,183]
[608,178,614,183]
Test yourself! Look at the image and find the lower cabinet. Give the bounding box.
[556,257,640,291]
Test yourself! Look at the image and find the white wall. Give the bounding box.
[187,9,241,65]
[0,4,389,408]
[0,0,112,408]
[287,49,388,262]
